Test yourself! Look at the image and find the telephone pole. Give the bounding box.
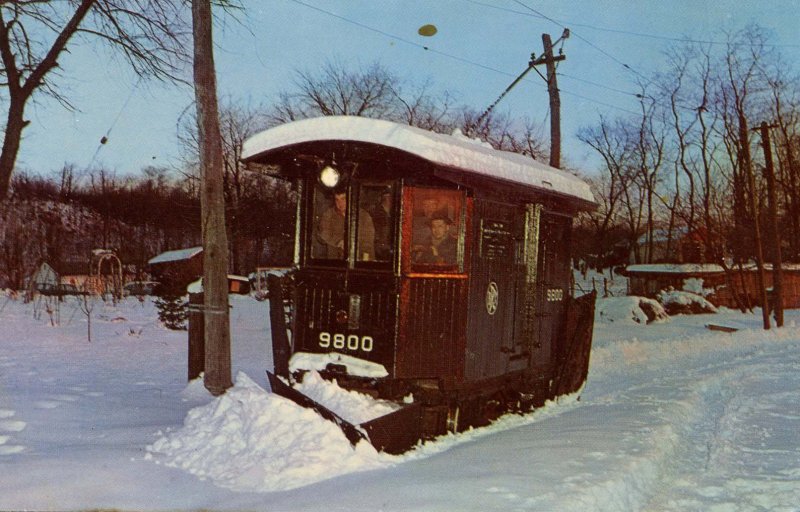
[740,113,770,330]
[758,121,784,327]
[533,32,564,169]
[192,0,232,395]
[471,30,568,169]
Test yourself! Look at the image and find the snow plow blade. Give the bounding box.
[267,372,423,455]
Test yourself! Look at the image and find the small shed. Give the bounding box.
[29,262,60,293]
[622,263,800,309]
[147,247,203,294]
[30,260,93,292]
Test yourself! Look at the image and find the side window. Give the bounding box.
[312,185,347,260]
[410,188,465,270]
[357,183,394,263]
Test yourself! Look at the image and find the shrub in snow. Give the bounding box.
[596,296,670,325]
[154,294,188,330]
[657,288,718,316]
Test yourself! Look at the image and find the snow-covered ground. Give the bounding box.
[1,291,799,511]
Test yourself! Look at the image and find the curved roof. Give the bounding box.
[242,116,595,206]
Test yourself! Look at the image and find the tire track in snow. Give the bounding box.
[0,408,26,455]
[561,329,800,511]
[636,344,800,511]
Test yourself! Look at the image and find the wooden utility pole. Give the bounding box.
[192,0,232,395]
[535,33,562,169]
[472,31,567,169]
[759,121,784,327]
[739,114,770,329]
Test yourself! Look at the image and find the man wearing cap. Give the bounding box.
[413,212,457,265]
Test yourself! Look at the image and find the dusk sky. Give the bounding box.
[13,0,800,181]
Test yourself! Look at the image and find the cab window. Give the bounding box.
[357,183,395,263]
[409,188,465,270]
[311,184,347,260]
[310,181,394,265]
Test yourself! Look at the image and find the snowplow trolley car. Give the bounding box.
[242,116,597,454]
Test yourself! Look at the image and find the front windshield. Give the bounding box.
[309,181,394,265]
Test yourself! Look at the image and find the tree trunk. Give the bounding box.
[0,0,96,201]
[193,0,231,395]
[0,101,27,200]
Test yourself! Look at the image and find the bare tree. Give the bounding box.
[760,51,800,261]
[270,61,399,122]
[0,0,192,200]
[578,116,639,265]
[77,285,97,342]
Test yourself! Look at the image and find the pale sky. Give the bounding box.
[12,0,800,182]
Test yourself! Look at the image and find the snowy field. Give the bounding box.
[1,291,799,511]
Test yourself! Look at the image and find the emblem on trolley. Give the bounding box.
[485,281,499,315]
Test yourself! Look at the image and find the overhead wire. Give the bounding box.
[466,0,800,49]
[86,77,144,172]
[285,0,642,117]
[287,0,514,78]
[509,0,654,86]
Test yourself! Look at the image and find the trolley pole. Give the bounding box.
[758,121,784,327]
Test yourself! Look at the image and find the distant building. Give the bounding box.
[27,259,92,296]
[621,263,800,309]
[147,247,203,294]
[630,227,714,264]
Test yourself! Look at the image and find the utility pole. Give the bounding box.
[740,113,770,330]
[472,30,567,169]
[533,33,564,169]
[758,121,784,327]
[192,0,232,395]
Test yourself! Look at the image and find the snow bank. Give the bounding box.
[657,288,718,315]
[146,372,394,492]
[596,296,670,325]
[682,277,713,297]
[591,317,800,378]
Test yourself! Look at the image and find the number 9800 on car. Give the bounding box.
[318,332,374,352]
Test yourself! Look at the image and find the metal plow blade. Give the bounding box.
[267,372,423,455]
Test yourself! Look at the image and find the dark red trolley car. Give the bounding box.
[242,116,597,454]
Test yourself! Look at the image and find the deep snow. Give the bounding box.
[1,290,799,511]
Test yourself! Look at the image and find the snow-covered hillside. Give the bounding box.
[1,292,799,511]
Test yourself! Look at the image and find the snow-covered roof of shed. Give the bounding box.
[624,263,725,275]
[148,246,203,265]
[242,116,595,206]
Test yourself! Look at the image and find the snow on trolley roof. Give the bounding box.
[242,116,595,206]
[148,246,203,265]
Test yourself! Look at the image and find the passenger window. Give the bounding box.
[410,188,464,269]
[312,185,347,260]
[357,183,394,262]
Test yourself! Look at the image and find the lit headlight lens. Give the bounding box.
[319,165,340,188]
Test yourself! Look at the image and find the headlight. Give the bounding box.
[319,165,341,188]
